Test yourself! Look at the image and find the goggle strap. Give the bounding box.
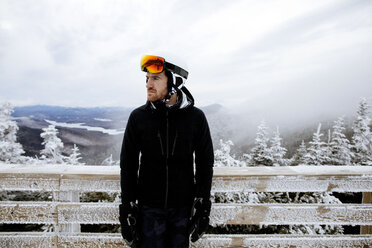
[165,62,188,79]
[177,77,185,89]
[172,73,177,88]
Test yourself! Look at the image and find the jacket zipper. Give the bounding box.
[171,131,178,156]
[164,110,169,209]
[157,131,164,156]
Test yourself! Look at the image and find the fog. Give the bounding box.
[1,0,371,134]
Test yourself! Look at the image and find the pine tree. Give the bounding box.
[293,140,307,165]
[269,127,288,166]
[323,129,333,164]
[212,128,342,235]
[214,139,243,167]
[351,98,372,165]
[0,102,25,163]
[250,121,273,166]
[102,154,118,166]
[305,123,329,165]
[67,144,84,165]
[329,117,352,165]
[40,125,65,164]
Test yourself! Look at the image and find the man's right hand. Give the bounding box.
[119,202,140,247]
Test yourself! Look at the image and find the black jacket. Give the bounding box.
[120,87,214,208]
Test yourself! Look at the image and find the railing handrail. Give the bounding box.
[1,164,372,247]
[1,164,372,176]
[1,201,371,225]
[1,164,371,193]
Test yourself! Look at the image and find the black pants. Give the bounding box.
[140,205,191,248]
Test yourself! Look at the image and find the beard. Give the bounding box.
[147,90,163,102]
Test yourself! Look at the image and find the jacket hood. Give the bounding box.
[147,86,194,111]
[178,86,194,109]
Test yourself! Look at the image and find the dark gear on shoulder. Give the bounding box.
[189,197,212,242]
[119,202,140,248]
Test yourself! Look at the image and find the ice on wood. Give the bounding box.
[190,234,372,248]
[212,175,372,193]
[0,233,55,248]
[57,233,125,248]
[58,203,119,224]
[0,233,371,248]
[0,202,56,224]
[60,179,120,193]
[209,204,372,226]
[1,165,372,247]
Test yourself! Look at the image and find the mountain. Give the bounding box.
[14,104,356,164]
[13,105,133,164]
[13,104,226,164]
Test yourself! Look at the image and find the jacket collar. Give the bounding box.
[146,86,194,112]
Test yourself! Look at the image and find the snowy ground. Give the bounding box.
[45,120,124,135]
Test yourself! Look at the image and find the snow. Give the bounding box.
[209,203,372,226]
[1,164,371,192]
[57,203,118,224]
[211,174,372,193]
[93,118,112,122]
[2,201,369,226]
[40,125,64,164]
[0,233,370,248]
[0,233,55,248]
[1,202,56,224]
[352,98,372,165]
[61,178,120,193]
[0,103,25,163]
[190,234,372,248]
[212,165,372,176]
[0,164,371,247]
[45,119,124,135]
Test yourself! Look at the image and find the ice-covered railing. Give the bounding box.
[0,164,371,248]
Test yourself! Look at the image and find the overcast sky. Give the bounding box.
[1,0,372,121]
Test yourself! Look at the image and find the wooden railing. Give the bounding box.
[0,165,371,247]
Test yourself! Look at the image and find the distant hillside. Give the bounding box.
[13,104,224,164]
[13,104,364,164]
[13,105,133,129]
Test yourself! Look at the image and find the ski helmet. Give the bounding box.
[141,53,189,102]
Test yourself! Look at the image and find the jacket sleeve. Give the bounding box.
[120,112,140,204]
[194,110,214,200]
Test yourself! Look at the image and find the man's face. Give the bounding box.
[146,71,168,102]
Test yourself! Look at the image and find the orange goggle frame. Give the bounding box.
[140,55,188,79]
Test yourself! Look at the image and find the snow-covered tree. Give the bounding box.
[40,125,65,164]
[323,129,333,164]
[0,102,25,163]
[292,140,308,165]
[329,117,352,165]
[269,127,288,166]
[214,139,244,167]
[67,144,84,165]
[102,154,118,166]
[351,98,372,165]
[250,121,273,166]
[304,123,329,165]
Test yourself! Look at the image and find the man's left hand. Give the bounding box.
[189,198,211,242]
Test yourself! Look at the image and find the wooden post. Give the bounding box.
[361,192,372,234]
[53,191,81,233]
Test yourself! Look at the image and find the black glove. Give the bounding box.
[188,198,211,242]
[119,202,140,248]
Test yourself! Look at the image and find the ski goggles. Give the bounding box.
[140,55,189,79]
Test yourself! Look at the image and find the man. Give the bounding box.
[119,54,214,248]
